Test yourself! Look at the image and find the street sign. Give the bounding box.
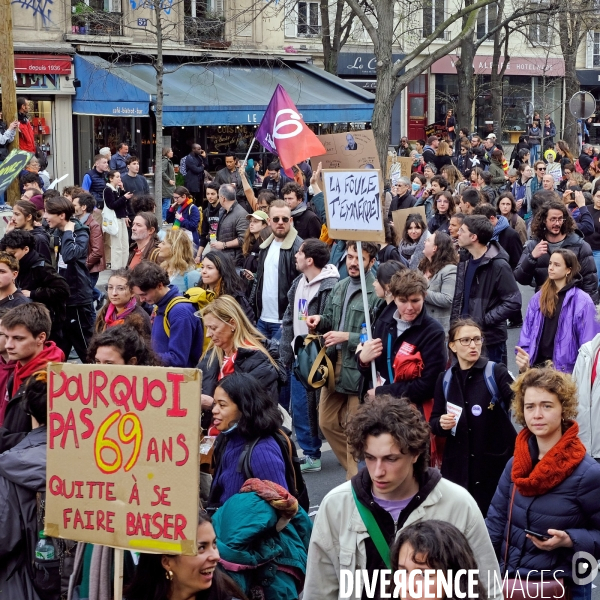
[569,91,596,119]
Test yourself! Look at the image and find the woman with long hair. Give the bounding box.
[430,318,516,515]
[94,268,151,335]
[166,186,201,247]
[158,228,201,292]
[5,199,51,262]
[440,164,465,192]
[427,190,455,234]
[399,213,430,269]
[88,323,159,365]
[497,192,527,244]
[516,249,600,374]
[378,219,402,263]
[373,260,406,307]
[201,250,255,323]
[127,211,161,269]
[411,173,427,200]
[199,296,283,423]
[486,367,600,600]
[239,210,269,292]
[418,230,458,334]
[555,139,575,168]
[125,512,247,600]
[433,140,453,172]
[104,169,133,270]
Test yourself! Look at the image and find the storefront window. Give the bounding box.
[434,74,458,123]
[30,98,54,178]
[534,76,562,134]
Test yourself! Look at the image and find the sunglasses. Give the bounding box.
[271,216,290,223]
[537,168,546,171]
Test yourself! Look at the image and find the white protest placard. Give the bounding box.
[321,169,385,243]
[446,401,463,436]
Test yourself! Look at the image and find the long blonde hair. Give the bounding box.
[200,295,278,369]
[160,229,196,276]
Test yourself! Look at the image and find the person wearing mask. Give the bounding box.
[486,367,600,600]
[411,174,427,200]
[166,186,201,247]
[0,303,64,453]
[473,203,523,270]
[196,182,222,262]
[430,318,516,516]
[213,151,250,212]
[516,249,599,375]
[515,201,599,302]
[109,142,130,174]
[261,160,292,199]
[388,177,417,219]
[127,211,161,269]
[282,182,321,240]
[103,169,133,271]
[184,143,208,206]
[250,200,302,340]
[451,215,522,365]
[357,269,446,413]
[158,228,201,294]
[94,268,151,335]
[497,193,527,244]
[129,260,203,368]
[304,396,503,600]
[399,213,430,268]
[280,239,340,473]
[418,230,458,335]
[427,190,455,234]
[72,192,106,307]
[306,241,382,479]
[238,210,270,290]
[212,184,249,262]
[44,196,95,362]
[81,153,109,207]
[161,147,176,224]
[4,199,51,262]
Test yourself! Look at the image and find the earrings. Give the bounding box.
[165,570,174,581]
[231,328,235,332]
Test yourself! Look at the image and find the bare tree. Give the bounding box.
[320,0,357,73]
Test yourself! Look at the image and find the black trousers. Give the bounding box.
[56,303,95,363]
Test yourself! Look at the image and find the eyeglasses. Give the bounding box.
[547,217,564,224]
[105,285,129,293]
[271,216,290,223]
[172,195,183,200]
[454,336,484,346]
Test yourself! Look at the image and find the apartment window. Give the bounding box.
[422,0,445,38]
[297,1,320,35]
[529,3,551,45]
[476,3,497,39]
[594,32,600,67]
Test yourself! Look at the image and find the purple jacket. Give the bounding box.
[518,285,600,373]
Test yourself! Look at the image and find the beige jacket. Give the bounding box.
[303,478,503,600]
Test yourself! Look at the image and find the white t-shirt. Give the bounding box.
[260,240,283,323]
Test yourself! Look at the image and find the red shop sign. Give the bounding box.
[14,54,72,75]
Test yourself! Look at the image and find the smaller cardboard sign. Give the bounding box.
[0,150,34,194]
[310,130,380,171]
[322,169,384,243]
[391,206,427,238]
[387,156,414,182]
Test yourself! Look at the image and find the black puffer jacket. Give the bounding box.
[430,358,516,516]
[250,228,303,321]
[514,230,599,303]
[451,241,522,345]
[57,219,93,306]
[30,226,52,263]
[358,302,446,411]
[486,428,600,577]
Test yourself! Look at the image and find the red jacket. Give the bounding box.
[18,117,36,153]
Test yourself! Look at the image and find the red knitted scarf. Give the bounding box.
[511,421,586,496]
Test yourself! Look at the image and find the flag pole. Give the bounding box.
[356,241,378,389]
[241,138,256,168]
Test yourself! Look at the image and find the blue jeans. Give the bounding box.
[291,372,321,459]
[162,198,171,222]
[485,342,507,365]
[257,318,290,412]
[570,582,591,600]
[530,144,540,163]
[593,250,600,285]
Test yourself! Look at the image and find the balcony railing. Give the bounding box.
[184,16,229,46]
[297,24,321,37]
[71,9,123,36]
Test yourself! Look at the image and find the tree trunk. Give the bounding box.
[154,2,164,223]
[320,0,335,73]
[563,47,580,152]
[455,36,476,134]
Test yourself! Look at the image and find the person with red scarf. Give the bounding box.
[0,303,64,453]
[486,367,600,600]
[166,186,201,247]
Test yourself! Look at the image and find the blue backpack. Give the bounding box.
[442,361,504,411]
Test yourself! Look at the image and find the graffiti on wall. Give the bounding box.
[11,0,53,26]
[129,0,172,14]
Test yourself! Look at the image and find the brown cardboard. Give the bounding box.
[392,206,428,239]
[45,363,201,555]
[387,156,414,182]
[310,130,380,171]
[322,169,385,243]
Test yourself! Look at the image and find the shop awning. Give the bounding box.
[72,55,152,117]
[73,54,374,125]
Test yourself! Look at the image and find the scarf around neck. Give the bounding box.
[172,198,193,230]
[492,215,510,241]
[511,421,586,496]
[105,296,137,328]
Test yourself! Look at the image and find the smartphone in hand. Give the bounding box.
[524,528,550,541]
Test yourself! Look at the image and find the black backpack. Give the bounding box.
[209,427,310,513]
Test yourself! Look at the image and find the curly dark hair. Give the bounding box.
[346,396,430,480]
[530,201,575,240]
[87,324,160,366]
[418,231,458,277]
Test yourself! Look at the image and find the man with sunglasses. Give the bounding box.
[524,160,547,220]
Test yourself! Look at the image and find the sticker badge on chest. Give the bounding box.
[471,405,482,417]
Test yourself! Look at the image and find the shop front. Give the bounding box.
[576,69,600,143]
[7,54,76,186]
[73,54,375,178]
[431,54,565,145]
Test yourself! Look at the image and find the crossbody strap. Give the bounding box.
[307,342,335,392]
[503,483,517,576]
[351,487,391,569]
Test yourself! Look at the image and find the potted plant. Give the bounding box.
[71,2,93,33]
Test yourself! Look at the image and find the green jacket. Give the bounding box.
[317,271,382,395]
[162,156,176,198]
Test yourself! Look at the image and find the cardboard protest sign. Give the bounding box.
[310,130,380,171]
[387,156,414,183]
[0,149,34,194]
[45,363,201,555]
[322,169,384,243]
[392,206,427,239]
